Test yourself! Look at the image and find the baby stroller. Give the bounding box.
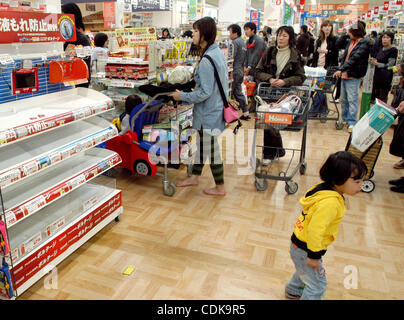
[105,93,193,196]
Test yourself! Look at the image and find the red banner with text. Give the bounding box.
[0,11,76,44]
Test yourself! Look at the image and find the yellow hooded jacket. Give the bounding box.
[291,183,346,259]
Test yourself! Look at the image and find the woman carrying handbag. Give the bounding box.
[169,17,228,196]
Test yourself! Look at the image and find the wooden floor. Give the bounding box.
[20,101,404,300]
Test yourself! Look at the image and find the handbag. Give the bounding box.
[204,55,242,134]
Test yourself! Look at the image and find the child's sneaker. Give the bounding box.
[285,290,301,300]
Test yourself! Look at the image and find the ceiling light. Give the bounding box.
[311,0,316,4]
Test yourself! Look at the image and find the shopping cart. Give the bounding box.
[305,66,344,130]
[345,134,383,193]
[106,92,194,196]
[250,84,311,194]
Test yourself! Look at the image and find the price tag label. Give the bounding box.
[20,232,42,256]
[21,160,40,176]
[83,195,99,212]
[46,216,65,237]
[49,151,62,164]
[0,54,14,65]
[0,169,21,187]
[72,108,86,120]
[0,128,17,144]
[4,210,17,226]
[68,174,86,189]
[20,195,46,216]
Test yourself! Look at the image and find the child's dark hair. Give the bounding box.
[320,151,367,186]
[94,33,108,47]
[125,94,142,115]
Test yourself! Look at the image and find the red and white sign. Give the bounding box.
[298,0,305,12]
[12,192,122,289]
[362,13,366,20]
[373,6,379,16]
[390,0,402,10]
[367,10,371,19]
[0,12,77,44]
[271,0,283,8]
[104,2,115,29]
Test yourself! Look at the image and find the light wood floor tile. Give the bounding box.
[18,100,404,300]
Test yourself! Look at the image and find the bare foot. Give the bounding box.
[176,177,199,187]
[203,186,226,196]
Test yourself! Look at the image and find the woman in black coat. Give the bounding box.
[311,20,338,68]
[370,31,398,103]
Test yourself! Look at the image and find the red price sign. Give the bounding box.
[384,1,389,10]
[374,6,379,15]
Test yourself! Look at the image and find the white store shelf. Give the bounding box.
[0,117,118,189]
[2,148,121,228]
[0,88,114,148]
[7,184,119,266]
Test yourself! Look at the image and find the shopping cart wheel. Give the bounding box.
[336,120,344,130]
[134,160,151,176]
[285,181,298,195]
[163,181,176,197]
[115,216,120,222]
[255,178,268,191]
[361,180,375,193]
[299,162,307,175]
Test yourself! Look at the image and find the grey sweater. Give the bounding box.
[244,34,266,77]
[232,36,246,76]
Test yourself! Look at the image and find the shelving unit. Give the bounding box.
[0,83,123,299]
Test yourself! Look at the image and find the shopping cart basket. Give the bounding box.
[305,66,344,130]
[250,84,311,194]
[106,92,194,196]
[345,133,383,193]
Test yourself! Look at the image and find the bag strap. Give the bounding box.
[204,54,229,108]
[204,54,242,134]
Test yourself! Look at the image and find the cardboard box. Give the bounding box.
[351,99,397,152]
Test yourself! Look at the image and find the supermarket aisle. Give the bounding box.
[20,112,404,300]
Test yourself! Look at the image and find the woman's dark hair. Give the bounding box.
[94,33,108,48]
[319,20,334,42]
[349,21,366,39]
[301,25,308,33]
[276,25,296,48]
[125,94,142,115]
[193,17,217,56]
[62,3,85,31]
[244,22,257,34]
[228,24,241,37]
[382,31,395,44]
[264,26,272,35]
[320,151,367,186]
[162,28,171,37]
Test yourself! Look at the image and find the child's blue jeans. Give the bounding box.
[285,242,327,300]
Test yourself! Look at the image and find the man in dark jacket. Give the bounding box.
[244,22,266,78]
[333,22,371,131]
[228,24,249,120]
[296,25,310,65]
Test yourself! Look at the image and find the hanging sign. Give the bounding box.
[373,6,379,17]
[250,9,260,30]
[132,0,171,12]
[362,13,366,20]
[104,2,115,29]
[0,11,76,44]
[298,0,305,12]
[390,0,402,11]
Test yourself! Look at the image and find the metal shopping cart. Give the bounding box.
[305,66,344,130]
[105,93,194,196]
[250,84,311,194]
[345,134,383,193]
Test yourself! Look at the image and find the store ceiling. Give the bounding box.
[205,0,387,12]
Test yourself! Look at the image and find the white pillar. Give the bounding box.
[264,0,284,29]
[218,0,248,24]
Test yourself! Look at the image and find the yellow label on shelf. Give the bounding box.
[123,266,136,276]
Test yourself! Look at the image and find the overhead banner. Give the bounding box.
[104,2,115,29]
[114,27,157,47]
[0,11,76,44]
[250,9,261,30]
[132,0,172,12]
[309,3,368,19]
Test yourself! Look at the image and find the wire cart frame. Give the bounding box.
[250,84,311,194]
[305,66,344,130]
[345,134,383,193]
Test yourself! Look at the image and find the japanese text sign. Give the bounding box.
[0,11,76,44]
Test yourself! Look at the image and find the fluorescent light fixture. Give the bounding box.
[351,0,357,3]
[311,0,316,4]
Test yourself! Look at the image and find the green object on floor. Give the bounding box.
[359,64,375,119]
[360,92,372,118]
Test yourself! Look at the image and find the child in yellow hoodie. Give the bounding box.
[285,151,367,300]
